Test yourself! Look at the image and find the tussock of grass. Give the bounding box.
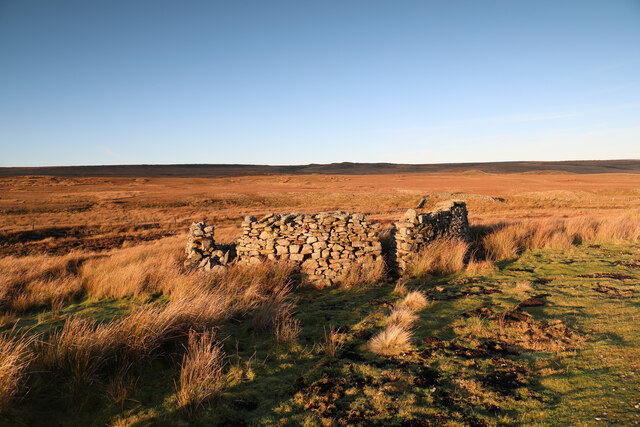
[176,330,225,418]
[0,331,34,413]
[483,228,519,261]
[404,238,469,278]
[386,307,418,329]
[274,304,302,344]
[106,365,136,410]
[251,286,295,332]
[368,324,412,356]
[396,291,430,311]
[320,327,343,358]
[337,258,386,288]
[392,279,409,296]
[465,256,495,274]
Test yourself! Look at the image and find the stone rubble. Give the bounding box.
[184,222,235,272]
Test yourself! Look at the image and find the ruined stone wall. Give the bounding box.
[236,212,382,285]
[184,222,235,272]
[185,200,471,283]
[392,201,471,274]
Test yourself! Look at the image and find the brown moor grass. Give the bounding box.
[0,330,34,413]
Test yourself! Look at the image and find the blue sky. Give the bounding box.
[1,0,639,166]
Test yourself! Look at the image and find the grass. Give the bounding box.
[386,307,418,328]
[396,290,430,311]
[480,215,640,261]
[368,324,413,356]
[175,330,226,418]
[319,327,344,358]
[336,257,387,289]
[0,330,33,414]
[404,238,470,278]
[2,188,640,425]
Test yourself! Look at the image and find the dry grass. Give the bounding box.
[336,257,386,289]
[251,285,295,332]
[80,236,189,299]
[404,238,469,278]
[275,311,301,344]
[35,317,120,391]
[396,291,430,311]
[3,174,640,418]
[465,256,495,274]
[31,264,289,396]
[372,288,427,353]
[0,331,34,413]
[386,307,418,329]
[320,327,343,358]
[392,279,409,296]
[106,364,137,410]
[0,252,87,313]
[175,330,226,418]
[7,236,297,307]
[482,228,519,261]
[368,324,412,356]
[480,215,640,261]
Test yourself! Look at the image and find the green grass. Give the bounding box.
[4,243,640,425]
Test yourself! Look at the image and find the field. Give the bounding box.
[1,169,640,425]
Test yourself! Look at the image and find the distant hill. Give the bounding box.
[1,160,639,177]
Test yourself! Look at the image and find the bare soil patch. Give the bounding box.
[578,272,634,280]
[594,284,634,298]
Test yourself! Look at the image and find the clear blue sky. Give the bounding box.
[1,0,639,167]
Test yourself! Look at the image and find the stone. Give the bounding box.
[210,265,227,274]
[289,253,304,261]
[301,259,319,270]
[403,209,418,224]
[313,241,327,250]
[259,231,273,239]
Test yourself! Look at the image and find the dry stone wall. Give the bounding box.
[184,200,471,284]
[236,212,382,285]
[391,200,471,274]
[184,222,235,272]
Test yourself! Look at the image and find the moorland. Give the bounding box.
[1,163,640,425]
